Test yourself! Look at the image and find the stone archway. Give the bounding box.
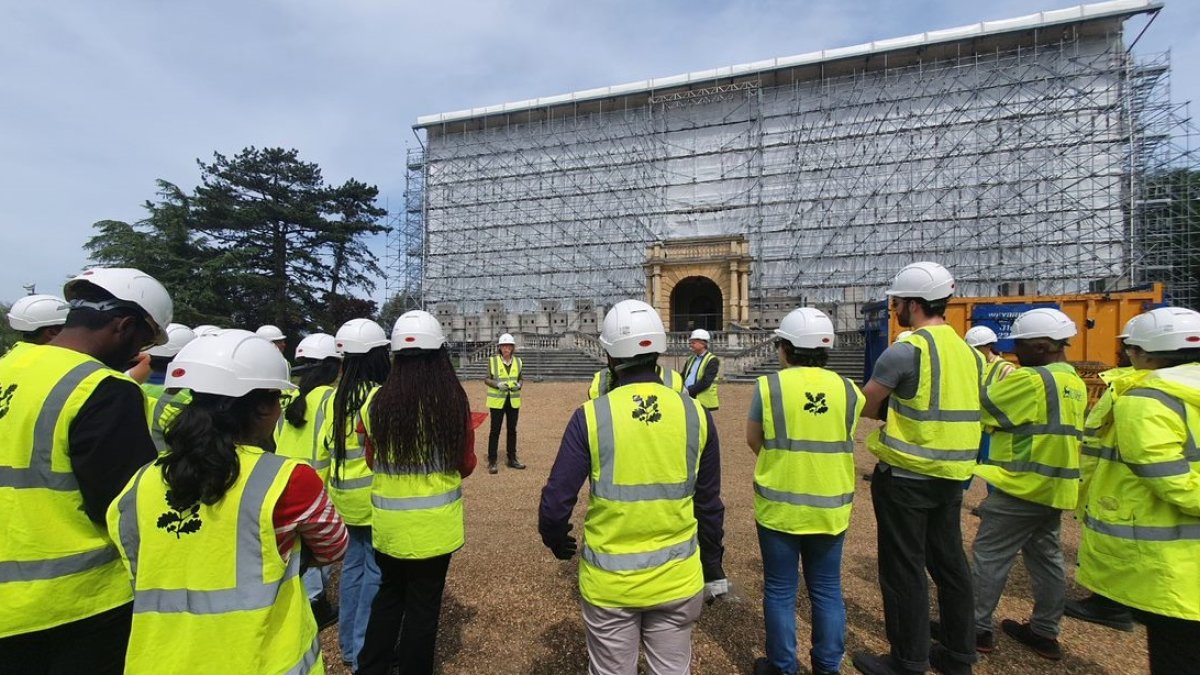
[645,236,752,330]
[670,276,723,332]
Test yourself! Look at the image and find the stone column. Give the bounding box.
[728,262,740,328]
[740,267,750,323]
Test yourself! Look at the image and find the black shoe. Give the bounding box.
[929,644,972,675]
[753,657,784,675]
[1001,619,1062,660]
[507,459,526,470]
[851,651,922,675]
[1064,594,1136,631]
[930,620,994,654]
[488,462,498,474]
[310,593,338,631]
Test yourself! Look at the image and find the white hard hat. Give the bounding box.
[688,329,711,342]
[147,323,197,358]
[497,333,516,346]
[774,308,835,349]
[886,262,956,301]
[599,300,666,359]
[295,333,342,361]
[1123,307,1200,353]
[1008,308,1078,341]
[392,310,446,351]
[335,318,389,354]
[255,324,287,342]
[192,324,219,337]
[1116,315,1140,340]
[7,294,69,331]
[964,325,999,347]
[64,268,173,345]
[165,329,296,398]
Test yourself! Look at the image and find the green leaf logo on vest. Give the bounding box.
[631,394,662,425]
[156,491,203,538]
[804,392,829,415]
[0,383,16,420]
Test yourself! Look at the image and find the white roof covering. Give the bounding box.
[415,0,1160,127]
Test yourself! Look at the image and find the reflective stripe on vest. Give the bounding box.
[150,392,189,453]
[116,456,301,614]
[372,487,463,511]
[1083,513,1200,542]
[580,535,698,572]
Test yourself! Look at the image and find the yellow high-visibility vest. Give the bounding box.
[682,351,720,409]
[0,344,137,638]
[107,447,322,674]
[579,382,707,608]
[755,367,863,535]
[1078,364,1200,621]
[867,325,983,480]
[326,384,373,526]
[142,383,192,454]
[361,388,464,560]
[486,355,522,410]
[976,363,1087,509]
[275,385,335,482]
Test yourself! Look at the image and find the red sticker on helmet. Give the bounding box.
[405,336,416,342]
[1187,336,1200,342]
[822,337,831,343]
[639,339,652,347]
[336,342,343,348]
[171,368,186,377]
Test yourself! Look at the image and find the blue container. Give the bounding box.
[862,300,890,383]
[970,302,1059,354]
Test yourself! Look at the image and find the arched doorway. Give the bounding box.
[670,276,723,332]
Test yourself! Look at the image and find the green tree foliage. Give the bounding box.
[0,302,20,354]
[85,147,390,335]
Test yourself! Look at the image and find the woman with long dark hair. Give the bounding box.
[329,318,391,671]
[106,330,347,674]
[273,331,343,627]
[357,310,481,675]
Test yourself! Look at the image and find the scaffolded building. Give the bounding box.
[392,0,1197,336]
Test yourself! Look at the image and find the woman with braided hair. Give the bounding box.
[356,310,483,675]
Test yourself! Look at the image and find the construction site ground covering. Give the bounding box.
[318,381,1148,674]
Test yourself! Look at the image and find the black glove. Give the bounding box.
[550,524,577,560]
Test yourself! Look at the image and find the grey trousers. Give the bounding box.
[581,592,704,675]
[972,489,1066,638]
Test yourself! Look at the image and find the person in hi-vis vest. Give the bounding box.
[962,325,1015,496]
[274,331,343,629]
[357,310,482,675]
[107,330,347,675]
[484,332,525,473]
[683,328,720,410]
[329,317,391,671]
[854,262,982,675]
[0,268,171,674]
[970,309,1086,661]
[141,323,196,455]
[539,299,728,675]
[1076,307,1200,675]
[746,308,863,675]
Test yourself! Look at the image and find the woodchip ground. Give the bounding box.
[318,381,1148,674]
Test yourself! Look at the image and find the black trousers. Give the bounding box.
[487,399,519,463]
[0,603,132,675]
[1136,610,1200,675]
[358,552,453,675]
[870,465,975,671]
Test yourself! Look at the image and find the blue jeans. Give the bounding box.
[757,524,846,674]
[339,525,381,668]
[301,565,332,601]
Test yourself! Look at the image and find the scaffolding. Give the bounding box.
[402,2,1199,326]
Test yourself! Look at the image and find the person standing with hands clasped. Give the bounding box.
[484,332,525,474]
[106,329,347,674]
[357,310,481,675]
[747,308,864,675]
[539,299,727,675]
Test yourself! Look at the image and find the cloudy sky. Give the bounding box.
[1,0,1194,307]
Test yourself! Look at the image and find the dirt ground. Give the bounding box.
[318,381,1149,674]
